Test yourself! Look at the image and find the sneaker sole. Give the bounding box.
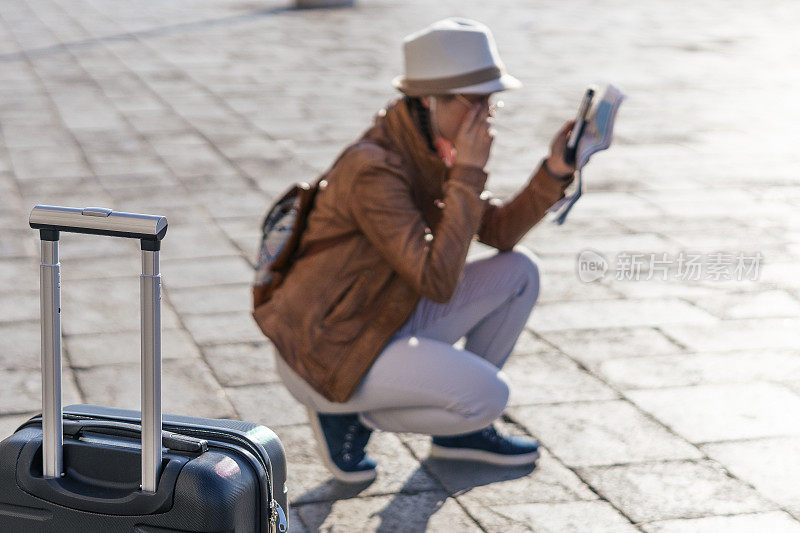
[429,443,541,466]
[306,408,378,484]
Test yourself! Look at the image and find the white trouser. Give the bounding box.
[276,247,541,436]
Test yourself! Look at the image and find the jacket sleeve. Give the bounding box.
[349,161,487,303]
[478,162,574,251]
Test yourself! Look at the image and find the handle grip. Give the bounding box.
[29,205,168,246]
[63,420,208,454]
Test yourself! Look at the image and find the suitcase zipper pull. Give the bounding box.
[270,498,287,532]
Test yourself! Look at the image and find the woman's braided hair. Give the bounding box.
[404,96,435,151]
[404,94,457,151]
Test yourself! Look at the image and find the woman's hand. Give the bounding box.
[546,120,577,177]
[453,104,494,169]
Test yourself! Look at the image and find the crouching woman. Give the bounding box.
[253,18,575,483]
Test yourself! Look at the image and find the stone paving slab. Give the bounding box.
[0,290,40,323]
[0,321,41,369]
[576,460,776,523]
[683,289,800,320]
[529,298,718,332]
[509,401,703,468]
[60,277,182,335]
[659,318,800,352]
[58,254,142,282]
[523,231,678,258]
[400,422,604,525]
[160,255,254,290]
[1,0,799,530]
[74,359,236,418]
[0,229,35,259]
[297,491,481,532]
[701,437,800,516]
[596,350,800,390]
[201,341,278,387]
[604,278,754,301]
[225,382,309,428]
[537,271,622,303]
[640,512,800,533]
[503,352,620,406]
[182,311,266,346]
[486,500,640,533]
[507,330,554,358]
[627,382,800,443]
[166,283,254,316]
[541,327,685,368]
[0,367,82,415]
[156,223,242,261]
[64,328,202,367]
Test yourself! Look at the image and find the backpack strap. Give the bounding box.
[253,139,383,309]
[297,139,383,258]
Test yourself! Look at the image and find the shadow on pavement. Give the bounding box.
[296,459,537,530]
[419,456,538,496]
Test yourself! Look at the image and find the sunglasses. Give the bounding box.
[454,94,505,115]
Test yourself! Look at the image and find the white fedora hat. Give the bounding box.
[393,18,521,96]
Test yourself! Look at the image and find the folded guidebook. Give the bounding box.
[549,84,627,225]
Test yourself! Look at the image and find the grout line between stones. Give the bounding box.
[498,412,645,532]
[395,434,489,532]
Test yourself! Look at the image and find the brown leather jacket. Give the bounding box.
[253,98,573,403]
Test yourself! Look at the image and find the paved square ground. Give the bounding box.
[1,0,799,530]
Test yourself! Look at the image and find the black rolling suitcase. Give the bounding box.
[0,205,289,532]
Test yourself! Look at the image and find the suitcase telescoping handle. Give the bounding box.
[29,205,168,493]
